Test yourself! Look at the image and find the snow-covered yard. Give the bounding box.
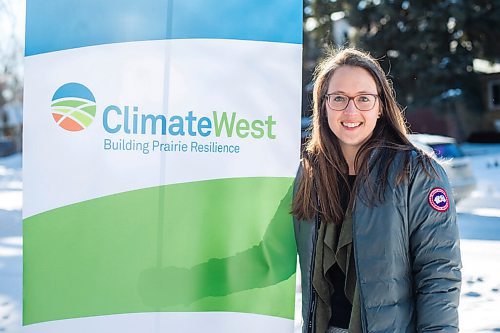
[0,153,22,333]
[455,144,500,332]
[1,144,500,332]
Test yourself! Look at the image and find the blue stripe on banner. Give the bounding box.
[25,0,302,56]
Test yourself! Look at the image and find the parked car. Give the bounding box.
[409,134,476,202]
[0,137,16,157]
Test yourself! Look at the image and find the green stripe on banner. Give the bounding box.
[23,177,297,325]
[70,111,93,127]
[51,100,87,108]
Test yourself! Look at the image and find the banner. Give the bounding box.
[23,1,302,332]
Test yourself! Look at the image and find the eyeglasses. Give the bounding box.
[324,93,378,111]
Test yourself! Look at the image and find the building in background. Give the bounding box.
[475,59,500,132]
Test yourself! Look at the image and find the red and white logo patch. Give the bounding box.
[428,187,449,212]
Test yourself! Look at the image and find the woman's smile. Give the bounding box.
[341,121,363,129]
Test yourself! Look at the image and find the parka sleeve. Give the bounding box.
[408,156,462,332]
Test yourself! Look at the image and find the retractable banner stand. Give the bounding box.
[23,1,302,332]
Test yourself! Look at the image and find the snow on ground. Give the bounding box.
[458,144,500,227]
[1,146,500,332]
[459,240,500,332]
[0,153,22,333]
[456,144,500,332]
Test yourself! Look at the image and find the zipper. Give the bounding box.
[307,184,322,333]
[308,295,316,332]
[307,211,320,332]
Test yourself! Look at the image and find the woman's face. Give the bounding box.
[326,65,380,156]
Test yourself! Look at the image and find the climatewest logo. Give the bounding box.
[49,82,277,155]
[51,83,96,132]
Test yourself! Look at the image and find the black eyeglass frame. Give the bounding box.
[324,93,379,111]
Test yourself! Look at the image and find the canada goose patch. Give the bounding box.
[428,187,449,212]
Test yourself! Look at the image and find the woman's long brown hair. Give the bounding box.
[292,47,433,224]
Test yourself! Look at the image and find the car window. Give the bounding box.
[428,143,465,158]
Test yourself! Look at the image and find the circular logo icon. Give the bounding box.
[51,83,96,131]
[428,187,449,212]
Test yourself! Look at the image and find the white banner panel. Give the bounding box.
[23,312,293,333]
[23,39,301,218]
[24,1,302,332]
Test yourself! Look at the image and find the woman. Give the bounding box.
[292,48,461,333]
